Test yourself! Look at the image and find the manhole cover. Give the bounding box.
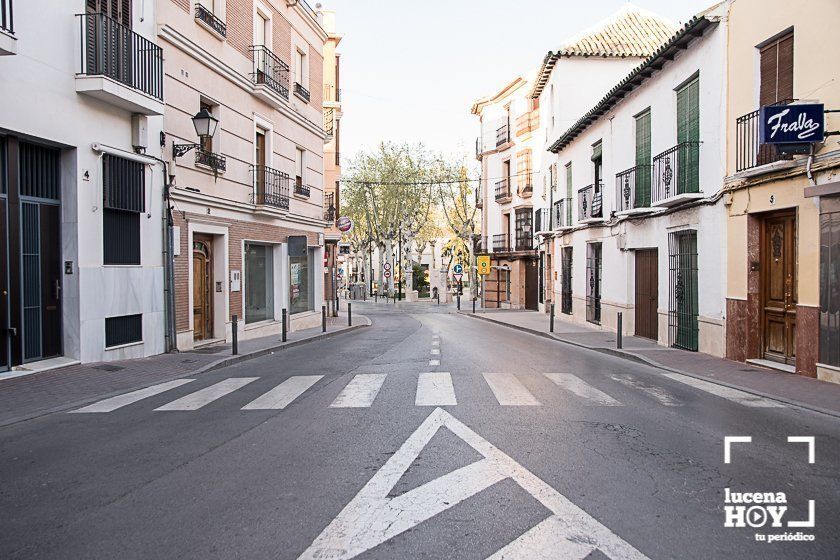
[93,364,124,372]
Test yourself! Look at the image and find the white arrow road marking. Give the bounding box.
[416,372,457,406]
[297,408,649,560]
[330,374,387,408]
[155,378,258,411]
[545,373,621,406]
[483,373,541,406]
[71,379,195,413]
[242,375,323,410]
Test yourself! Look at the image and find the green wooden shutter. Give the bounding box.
[676,78,700,194]
[635,110,651,206]
[565,163,573,224]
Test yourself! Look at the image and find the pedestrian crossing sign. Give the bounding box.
[477,255,491,275]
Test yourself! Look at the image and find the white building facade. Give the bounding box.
[548,10,729,356]
[1,0,167,371]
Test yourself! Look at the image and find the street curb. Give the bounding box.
[0,318,371,429]
[456,311,840,420]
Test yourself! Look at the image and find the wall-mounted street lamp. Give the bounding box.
[172,108,221,174]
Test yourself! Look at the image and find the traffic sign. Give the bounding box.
[453,263,463,275]
[453,273,463,283]
[477,255,491,275]
[383,262,392,271]
[384,270,392,278]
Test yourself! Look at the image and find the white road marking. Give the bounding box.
[432,340,440,347]
[297,408,649,560]
[154,378,258,411]
[544,373,621,406]
[661,373,784,408]
[429,359,440,367]
[241,375,323,410]
[483,373,540,406]
[609,375,680,406]
[430,348,440,355]
[71,379,195,413]
[416,372,457,406]
[330,374,387,408]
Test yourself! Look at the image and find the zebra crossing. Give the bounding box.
[70,370,786,415]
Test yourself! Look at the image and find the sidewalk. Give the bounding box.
[0,315,370,427]
[459,309,840,418]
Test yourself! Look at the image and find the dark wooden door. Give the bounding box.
[193,238,213,341]
[635,249,658,340]
[0,198,7,371]
[39,204,62,359]
[525,259,538,311]
[763,213,797,364]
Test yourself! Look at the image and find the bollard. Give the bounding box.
[472,298,476,314]
[322,305,327,333]
[550,303,555,333]
[348,302,352,326]
[617,312,623,349]
[281,308,287,342]
[231,314,239,355]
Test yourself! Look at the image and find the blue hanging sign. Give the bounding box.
[760,103,824,144]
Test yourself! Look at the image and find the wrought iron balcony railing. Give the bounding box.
[252,165,290,210]
[492,233,510,253]
[251,44,290,99]
[578,183,603,221]
[77,13,164,101]
[652,141,701,204]
[615,164,652,212]
[294,182,311,197]
[1,0,13,35]
[735,99,796,172]
[534,208,550,233]
[519,173,533,196]
[195,149,226,172]
[294,82,311,103]
[195,3,226,37]
[324,108,335,136]
[495,178,511,202]
[496,124,509,147]
[553,198,572,229]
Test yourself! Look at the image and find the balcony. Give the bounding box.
[553,198,572,230]
[323,84,341,103]
[251,45,290,103]
[735,99,796,173]
[492,234,511,253]
[615,165,654,215]
[294,82,311,103]
[515,111,539,137]
[195,3,226,38]
[514,232,533,251]
[324,108,335,138]
[294,181,311,198]
[324,204,336,223]
[534,208,551,234]
[252,165,290,211]
[496,124,510,148]
[494,179,511,203]
[0,0,16,55]
[75,13,164,115]
[577,183,604,223]
[518,173,533,198]
[652,141,702,207]
[195,149,226,172]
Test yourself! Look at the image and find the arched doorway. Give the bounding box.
[193,237,213,341]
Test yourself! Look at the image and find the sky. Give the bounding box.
[321,0,714,163]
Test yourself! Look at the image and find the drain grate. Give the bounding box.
[93,364,124,372]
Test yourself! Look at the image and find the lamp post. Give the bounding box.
[172,108,221,173]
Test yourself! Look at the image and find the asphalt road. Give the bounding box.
[1,302,839,559]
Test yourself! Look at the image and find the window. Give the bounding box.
[290,248,315,314]
[591,141,603,217]
[669,230,699,351]
[676,77,700,194]
[105,314,142,347]
[514,208,532,251]
[820,200,840,367]
[561,247,573,315]
[516,149,532,194]
[564,162,573,225]
[103,154,144,266]
[255,11,268,47]
[586,243,602,324]
[759,31,793,106]
[295,49,306,85]
[199,101,216,154]
[635,110,652,207]
[245,243,274,324]
[295,147,305,189]
[549,84,555,129]
[86,0,131,28]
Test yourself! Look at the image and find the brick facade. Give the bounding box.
[172,210,319,334]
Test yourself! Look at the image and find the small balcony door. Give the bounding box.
[255,129,266,199]
[676,78,700,194]
[635,110,651,207]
